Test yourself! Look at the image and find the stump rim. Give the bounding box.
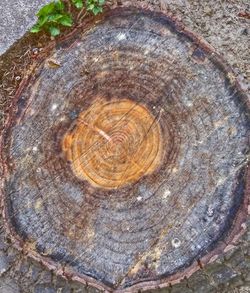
[0,5,249,292]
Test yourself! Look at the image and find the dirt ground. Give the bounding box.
[0,0,249,292]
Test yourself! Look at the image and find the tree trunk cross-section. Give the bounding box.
[0,6,249,292]
[62,99,163,189]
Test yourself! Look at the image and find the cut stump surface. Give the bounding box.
[0,7,249,292]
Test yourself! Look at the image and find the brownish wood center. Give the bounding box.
[62,99,163,189]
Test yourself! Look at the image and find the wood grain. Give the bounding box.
[0,6,249,292]
[62,99,163,189]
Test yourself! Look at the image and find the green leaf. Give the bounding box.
[92,6,102,15]
[30,24,41,33]
[32,0,104,37]
[88,4,95,10]
[37,15,49,26]
[55,0,65,11]
[47,13,63,22]
[72,0,84,9]
[37,2,56,17]
[58,15,73,26]
[37,1,64,17]
[49,26,60,36]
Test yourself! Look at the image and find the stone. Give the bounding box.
[239,286,250,293]
[188,272,214,293]
[208,265,238,285]
[224,248,241,261]
[0,0,50,55]
[228,275,244,289]
[227,250,250,275]
[171,284,193,293]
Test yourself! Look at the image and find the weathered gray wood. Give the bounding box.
[0,6,249,292]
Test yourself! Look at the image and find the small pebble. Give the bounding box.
[32,48,39,55]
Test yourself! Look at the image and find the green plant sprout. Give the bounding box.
[31,0,106,37]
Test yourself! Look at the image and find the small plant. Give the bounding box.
[31,0,106,37]
[86,0,106,15]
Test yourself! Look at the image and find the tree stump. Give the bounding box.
[0,7,249,292]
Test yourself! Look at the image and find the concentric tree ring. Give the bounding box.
[62,99,163,189]
[0,6,249,292]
